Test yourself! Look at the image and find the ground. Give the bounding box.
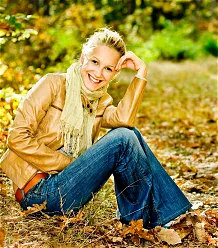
[0,57,217,247]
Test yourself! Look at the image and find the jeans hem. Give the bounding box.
[149,203,192,228]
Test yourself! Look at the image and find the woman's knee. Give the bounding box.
[108,127,137,145]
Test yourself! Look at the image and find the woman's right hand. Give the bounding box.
[115,51,147,78]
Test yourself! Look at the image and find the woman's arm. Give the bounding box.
[101,52,147,128]
[7,74,72,173]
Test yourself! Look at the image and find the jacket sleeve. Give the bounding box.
[7,74,72,173]
[101,76,147,128]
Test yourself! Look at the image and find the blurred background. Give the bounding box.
[0,0,217,89]
[0,0,217,148]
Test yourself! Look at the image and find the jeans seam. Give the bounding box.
[150,190,162,226]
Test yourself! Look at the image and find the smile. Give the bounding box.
[89,74,103,84]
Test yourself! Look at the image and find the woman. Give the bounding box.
[0,28,191,229]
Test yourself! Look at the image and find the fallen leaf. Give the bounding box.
[108,236,123,243]
[58,210,83,231]
[155,227,182,245]
[122,219,143,237]
[116,221,123,230]
[131,235,140,245]
[0,227,5,248]
[22,201,47,216]
[122,219,155,242]
[207,233,218,245]
[176,226,193,239]
[194,222,207,243]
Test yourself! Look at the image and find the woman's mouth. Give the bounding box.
[89,74,102,84]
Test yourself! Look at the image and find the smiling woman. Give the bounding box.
[0,27,192,229]
[80,45,120,91]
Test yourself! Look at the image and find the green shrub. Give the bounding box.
[200,32,218,57]
[126,20,206,61]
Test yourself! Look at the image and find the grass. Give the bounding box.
[0,56,217,247]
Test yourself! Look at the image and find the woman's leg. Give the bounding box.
[20,127,191,228]
[20,127,149,216]
[114,127,192,228]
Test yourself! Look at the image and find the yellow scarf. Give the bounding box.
[58,62,108,158]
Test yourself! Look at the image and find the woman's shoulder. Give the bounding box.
[34,73,66,92]
[40,72,66,85]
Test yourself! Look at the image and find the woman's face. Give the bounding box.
[80,45,121,91]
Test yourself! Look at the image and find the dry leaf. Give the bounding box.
[58,210,83,231]
[155,227,182,245]
[194,222,207,243]
[116,221,123,230]
[122,219,155,243]
[207,233,218,245]
[131,235,140,245]
[22,201,47,216]
[122,219,144,237]
[0,227,5,248]
[108,236,123,243]
[176,226,193,239]
[112,237,123,243]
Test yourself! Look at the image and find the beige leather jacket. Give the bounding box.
[0,73,147,190]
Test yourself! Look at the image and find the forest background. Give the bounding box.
[0,0,217,129]
[0,0,217,247]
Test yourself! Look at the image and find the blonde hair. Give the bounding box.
[82,28,126,57]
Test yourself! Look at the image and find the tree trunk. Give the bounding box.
[127,0,136,14]
[140,0,145,8]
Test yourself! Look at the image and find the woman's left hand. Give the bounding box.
[115,51,147,78]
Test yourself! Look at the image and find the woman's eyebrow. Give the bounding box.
[92,56,116,68]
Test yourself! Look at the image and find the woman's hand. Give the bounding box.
[115,51,147,78]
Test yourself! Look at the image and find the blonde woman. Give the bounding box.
[0,28,191,228]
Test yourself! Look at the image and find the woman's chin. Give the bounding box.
[85,81,103,91]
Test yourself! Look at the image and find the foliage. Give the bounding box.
[200,31,218,57]
[0,87,26,146]
[0,13,38,45]
[125,16,218,61]
[148,21,202,60]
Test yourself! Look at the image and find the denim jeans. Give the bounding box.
[20,127,192,228]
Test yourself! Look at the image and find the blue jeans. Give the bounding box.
[20,127,192,228]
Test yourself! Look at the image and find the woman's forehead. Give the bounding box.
[89,45,121,66]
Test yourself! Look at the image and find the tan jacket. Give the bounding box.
[0,73,147,190]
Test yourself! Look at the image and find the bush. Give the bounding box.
[126,20,211,61]
[200,32,218,57]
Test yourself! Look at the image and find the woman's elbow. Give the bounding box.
[117,116,135,128]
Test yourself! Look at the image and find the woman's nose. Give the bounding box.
[94,67,103,78]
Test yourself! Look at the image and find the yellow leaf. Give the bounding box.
[0,227,5,248]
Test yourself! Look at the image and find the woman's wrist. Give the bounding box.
[135,75,147,82]
[136,65,147,79]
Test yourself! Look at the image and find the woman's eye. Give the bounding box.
[91,59,98,65]
[105,67,112,72]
